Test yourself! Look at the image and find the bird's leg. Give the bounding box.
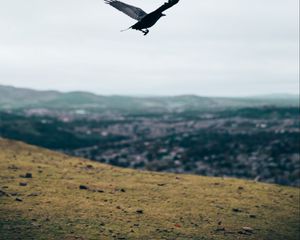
[137,29,149,36]
[143,29,149,36]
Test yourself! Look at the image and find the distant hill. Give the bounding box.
[0,138,299,239]
[0,85,61,108]
[0,85,298,112]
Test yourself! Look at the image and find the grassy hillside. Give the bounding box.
[0,139,299,240]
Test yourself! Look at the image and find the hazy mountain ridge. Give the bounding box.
[0,85,298,112]
[0,85,60,108]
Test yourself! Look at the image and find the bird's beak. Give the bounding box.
[162,13,166,17]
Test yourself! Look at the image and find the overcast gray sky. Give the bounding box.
[0,0,299,96]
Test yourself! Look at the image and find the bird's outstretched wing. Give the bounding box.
[104,0,147,21]
[154,0,180,13]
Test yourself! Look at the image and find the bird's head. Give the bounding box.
[161,13,166,17]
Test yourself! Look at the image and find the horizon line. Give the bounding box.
[1,84,299,99]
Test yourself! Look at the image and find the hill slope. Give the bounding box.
[0,139,299,240]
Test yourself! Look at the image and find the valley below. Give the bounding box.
[0,85,299,186]
[1,106,299,186]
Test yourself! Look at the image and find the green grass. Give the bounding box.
[0,138,299,240]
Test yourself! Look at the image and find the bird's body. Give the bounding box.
[105,0,180,35]
[131,11,165,34]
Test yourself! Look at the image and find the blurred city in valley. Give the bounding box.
[1,85,299,186]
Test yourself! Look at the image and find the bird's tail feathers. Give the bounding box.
[120,26,132,32]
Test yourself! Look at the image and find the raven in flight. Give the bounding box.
[104,0,180,35]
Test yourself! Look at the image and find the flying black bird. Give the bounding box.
[104,0,180,35]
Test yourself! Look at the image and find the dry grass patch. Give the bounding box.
[0,138,299,240]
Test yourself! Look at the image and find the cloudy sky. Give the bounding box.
[0,0,298,96]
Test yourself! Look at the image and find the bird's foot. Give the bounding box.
[143,29,149,36]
